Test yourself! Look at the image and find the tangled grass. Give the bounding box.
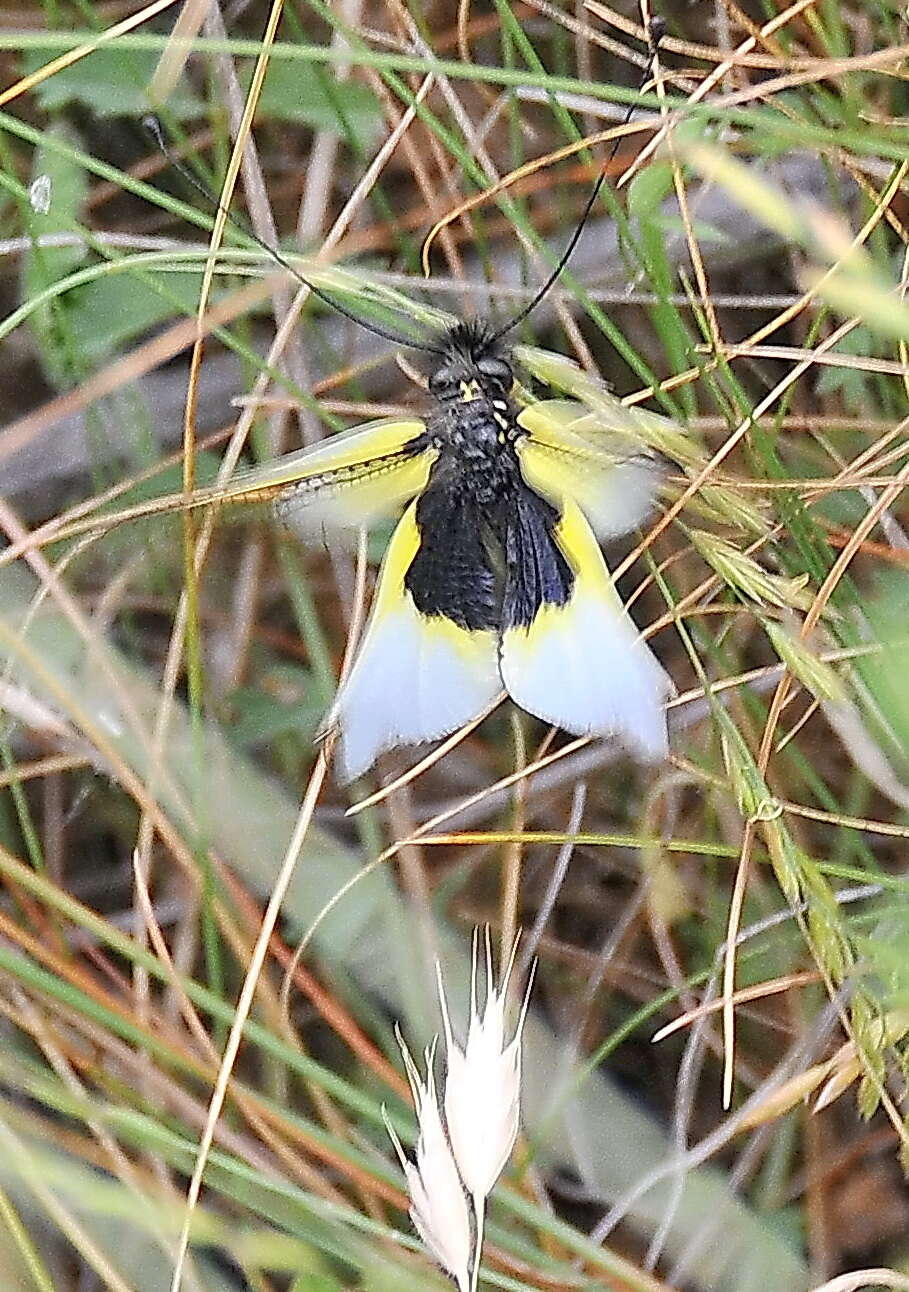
[0,1,908,1289]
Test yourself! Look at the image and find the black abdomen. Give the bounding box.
[405,477,499,630]
[404,434,574,634]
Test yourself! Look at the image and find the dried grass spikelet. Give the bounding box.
[386,934,533,1292]
[385,1033,472,1292]
[690,529,813,611]
[437,934,532,1214]
[737,1009,909,1133]
[686,483,770,537]
[762,620,845,702]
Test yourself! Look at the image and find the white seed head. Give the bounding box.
[438,933,531,1204]
[386,1032,472,1292]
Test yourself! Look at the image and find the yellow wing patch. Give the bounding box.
[517,400,663,541]
[331,501,501,781]
[499,498,671,761]
[217,417,434,533]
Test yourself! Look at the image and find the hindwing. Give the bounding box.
[501,483,573,628]
[331,499,500,782]
[500,490,671,761]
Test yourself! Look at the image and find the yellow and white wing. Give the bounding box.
[216,417,435,534]
[499,495,671,761]
[516,345,685,450]
[517,399,663,541]
[331,501,500,782]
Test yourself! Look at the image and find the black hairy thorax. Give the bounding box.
[403,321,574,633]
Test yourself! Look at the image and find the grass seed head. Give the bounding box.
[437,933,531,1205]
[387,1032,472,1292]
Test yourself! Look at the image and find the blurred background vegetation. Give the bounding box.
[0,0,908,1289]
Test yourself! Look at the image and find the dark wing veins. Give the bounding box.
[501,485,574,630]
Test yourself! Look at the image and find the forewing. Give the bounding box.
[499,496,671,761]
[517,399,663,541]
[515,345,685,449]
[216,417,435,533]
[331,500,500,782]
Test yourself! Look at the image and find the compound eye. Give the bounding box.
[477,356,513,388]
[429,366,458,397]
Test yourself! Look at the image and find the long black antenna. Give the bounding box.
[490,17,666,344]
[143,116,446,355]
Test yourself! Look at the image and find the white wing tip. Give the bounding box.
[616,695,670,763]
[597,648,672,763]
